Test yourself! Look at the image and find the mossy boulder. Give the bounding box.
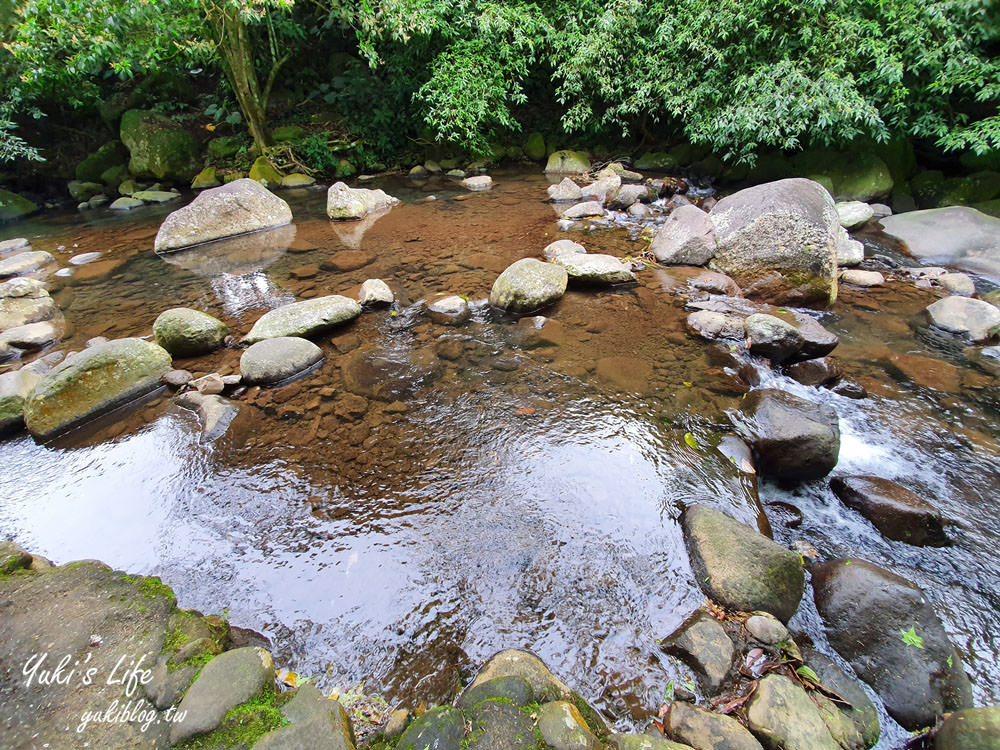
[959,149,1000,172]
[243,296,361,343]
[544,150,591,175]
[75,140,128,183]
[68,180,104,202]
[793,148,893,201]
[120,109,200,181]
[634,152,680,171]
[23,337,172,439]
[272,125,306,142]
[100,164,131,190]
[0,189,38,222]
[153,307,228,357]
[525,132,546,161]
[191,167,221,190]
[396,706,465,750]
[249,156,285,185]
[937,172,1000,206]
[207,135,243,159]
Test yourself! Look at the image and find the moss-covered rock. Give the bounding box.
[249,156,285,185]
[153,308,228,357]
[544,150,591,175]
[75,140,128,183]
[525,132,546,161]
[100,164,130,190]
[0,189,38,222]
[272,125,306,142]
[191,167,221,190]
[937,171,1000,206]
[120,109,200,181]
[634,151,679,171]
[489,258,568,313]
[207,135,243,159]
[396,706,465,750]
[793,148,893,201]
[23,337,172,439]
[67,181,104,202]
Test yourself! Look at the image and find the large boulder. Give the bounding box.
[241,336,324,384]
[552,253,636,285]
[0,188,39,222]
[327,182,400,220]
[830,475,948,546]
[76,140,128,183]
[243,295,361,343]
[733,389,840,481]
[119,109,200,180]
[709,178,839,305]
[651,205,717,265]
[490,258,568,313]
[682,504,805,622]
[23,338,172,438]
[544,150,591,174]
[170,647,275,744]
[153,307,229,357]
[153,178,293,253]
[811,558,973,730]
[879,206,1000,278]
[935,707,1000,750]
[926,296,1000,343]
[746,674,839,750]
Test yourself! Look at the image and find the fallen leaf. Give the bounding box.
[514,407,536,416]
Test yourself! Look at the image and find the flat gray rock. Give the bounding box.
[553,253,635,284]
[0,321,59,350]
[651,204,716,265]
[154,178,292,252]
[0,251,55,279]
[241,336,323,385]
[662,608,733,691]
[880,206,1000,279]
[243,295,361,343]
[561,201,606,219]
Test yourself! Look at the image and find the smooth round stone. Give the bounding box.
[938,272,975,297]
[840,269,885,287]
[542,239,586,260]
[153,308,229,357]
[240,336,323,385]
[69,252,103,265]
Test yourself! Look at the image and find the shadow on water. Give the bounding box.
[1,170,999,746]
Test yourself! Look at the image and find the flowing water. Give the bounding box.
[1,170,998,747]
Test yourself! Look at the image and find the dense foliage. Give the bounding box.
[1,0,998,165]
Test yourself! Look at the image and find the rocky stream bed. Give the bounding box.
[1,164,999,749]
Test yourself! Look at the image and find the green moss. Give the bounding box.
[569,693,607,740]
[175,687,289,749]
[117,573,177,603]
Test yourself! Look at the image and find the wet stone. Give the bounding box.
[240,337,324,385]
[458,675,534,710]
[783,357,842,387]
[537,701,602,750]
[396,706,465,750]
[746,673,839,750]
[468,699,536,750]
[935,707,1000,750]
[610,734,695,750]
[686,310,745,341]
[744,613,789,646]
[428,295,471,325]
[830,475,948,546]
[662,608,734,692]
[744,314,805,363]
[664,701,763,750]
[798,647,880,750]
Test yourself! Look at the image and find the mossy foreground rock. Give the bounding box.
[23,337,172,438]
[463,648,573,702]
[708,178,839,306]
[0,560,176,748]
[256,683,356,750]
[490,258,568,313]
[154,307,228,357]
[154,178,293,253]
[120,109,200,180]
[682,504,804,622]
[812,558,972,730]
[747,674,839,750]
[243,295,362,343]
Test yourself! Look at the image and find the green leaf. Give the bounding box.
[684,432,698,450]
[796,665,820,683]
[900,626,925,649]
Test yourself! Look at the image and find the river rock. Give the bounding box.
[545,150,591,174]
[682,504,804,622]
[359,278,394,306]
[837,235,865,267]
[562,201,606,219]
[548,178,583,202]
[811,558,972,729]
[240,337,323,385]
[544,239,587,260]
[395,706,465,750]
[926,296,1000,342]
[490,258,568,313]
[836,201,874,229]
[581,175,621,202]
[537,701,602,750]
[0,321,58,351]
[0,251,56,280]
[468,700,536,750]
[170,647,275,744]
[153,179,292,253]
[744,314,806,363]
[256,683,355,750]
[0,368,41,432]
[23,338,171,439]
[458,675,534,710]
[879,206,1000,278]
[840,269,884,287]
[0,278,56,332]
[120,109,200,180]
[686,310,745,341]
[662,608,734,691]
[68,180,104,202]
[462,175,493,191]
[465,649,572,702]
[109,196,144,210]
[610,735,693,750]
[0,237,29,255]
[746,674,839,750]
[609,184,648,210]
[935,707,1000,750]
[243,295,361,343]
[733,389,840,481]
[553,253,635,284]
[664,701,763,750]
[783,357,841,386]
[176,391,240,441]
[709,178,839,305]
[327,181,400,220]
[799,648,880,750]
[153,307,228,357]
[745,613,789,646]
[830,475,948,546]
[651,204,716,265]
[428,295,470,325]
[937,272,975,297]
